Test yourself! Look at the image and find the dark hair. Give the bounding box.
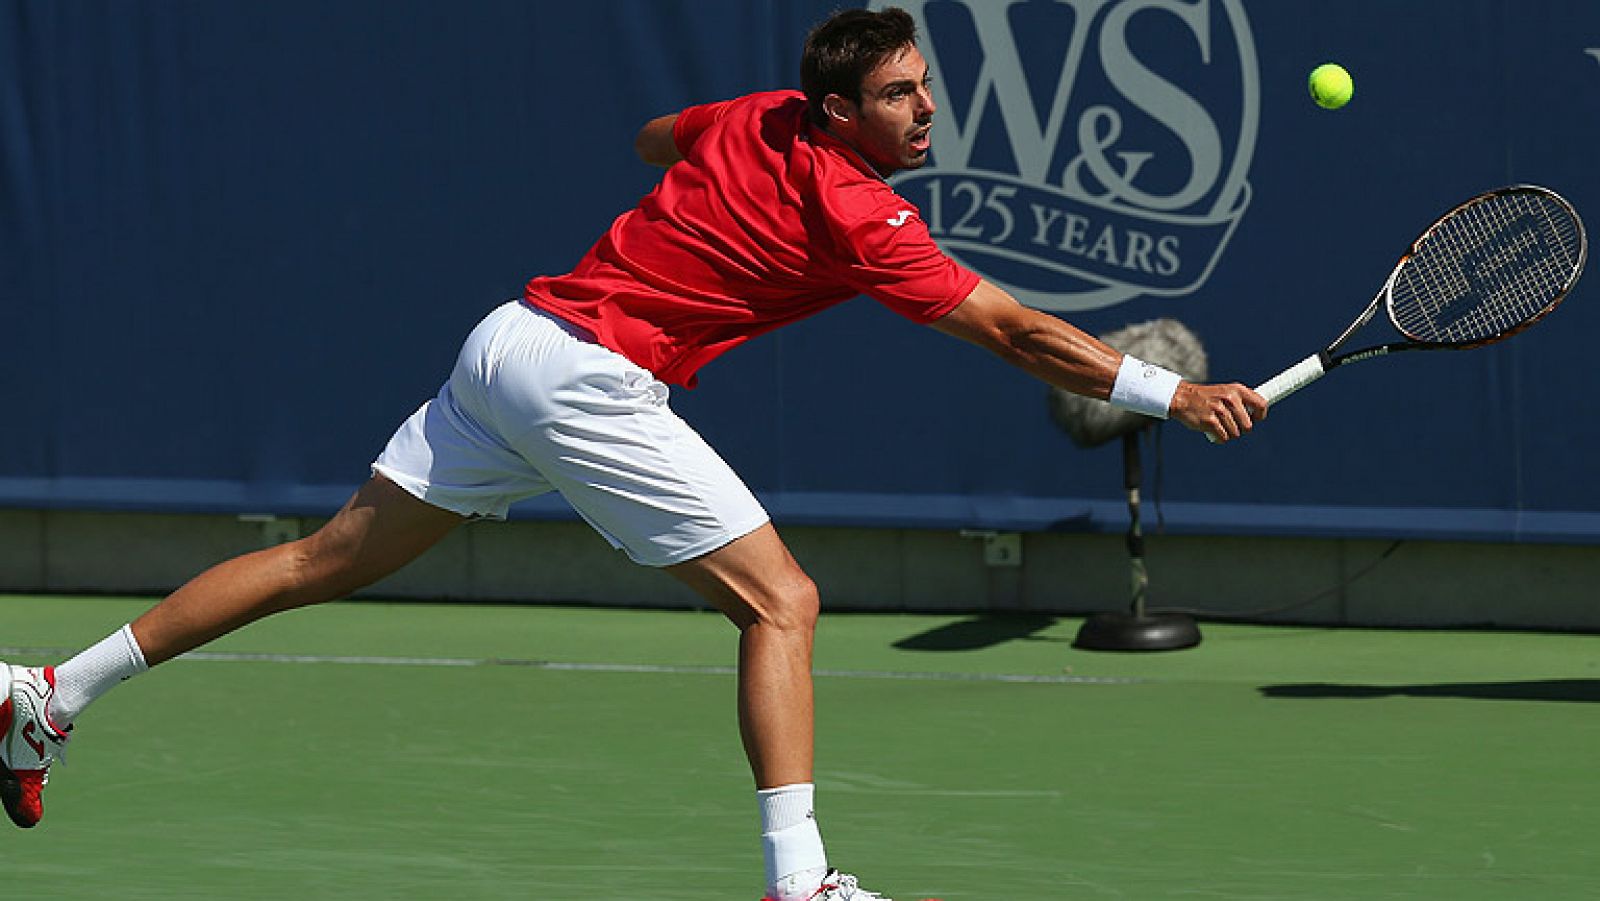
[800,7,919,125]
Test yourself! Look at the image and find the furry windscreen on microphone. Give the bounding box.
[1049,318,1210,449]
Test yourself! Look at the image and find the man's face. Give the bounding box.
[828,44,936,175]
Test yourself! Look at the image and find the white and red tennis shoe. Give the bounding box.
[762,869,903,901]
[1,664,71,828]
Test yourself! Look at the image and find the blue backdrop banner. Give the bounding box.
[4,1,1598,544]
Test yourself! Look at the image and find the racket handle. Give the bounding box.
[1255,354,1327,406]
[1205,354,1326,443]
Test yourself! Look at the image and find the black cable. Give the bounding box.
[1153,539,1405,622]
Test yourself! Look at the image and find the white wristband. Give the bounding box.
[1109,355,1182,419]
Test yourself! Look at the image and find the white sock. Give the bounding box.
[759,783,828,900]
[49,624,149,726]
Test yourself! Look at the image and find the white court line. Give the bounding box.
[0,646,1140,685]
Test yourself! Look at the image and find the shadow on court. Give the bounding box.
[1260,678,1600,704]
[892,613,1062,651]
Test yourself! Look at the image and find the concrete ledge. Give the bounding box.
[2,510,1597,632]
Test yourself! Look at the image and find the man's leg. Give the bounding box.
[129,473,465,666]
[665,523,830,900]
[3,473,463,829]
[666,523,817,788]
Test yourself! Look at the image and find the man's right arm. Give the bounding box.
[634,114,682,168]
[931,279,1266,442]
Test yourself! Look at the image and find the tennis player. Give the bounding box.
[2,8,1264,899]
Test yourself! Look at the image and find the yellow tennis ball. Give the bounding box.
[1308,63,1354,109]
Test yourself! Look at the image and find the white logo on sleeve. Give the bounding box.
[886,209,914,227]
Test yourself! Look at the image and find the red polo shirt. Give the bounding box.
[525,90,979,387]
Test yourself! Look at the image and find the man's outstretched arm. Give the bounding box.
[931,279,1266,442]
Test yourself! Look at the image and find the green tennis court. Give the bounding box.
[4,594,1599,899]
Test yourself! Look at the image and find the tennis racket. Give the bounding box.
[1215,184,1586,440]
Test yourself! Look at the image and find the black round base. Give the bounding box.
[1073,611,1201,652]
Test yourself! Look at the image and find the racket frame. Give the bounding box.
[1256,184,1587,407]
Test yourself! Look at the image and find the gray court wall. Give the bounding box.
[4,510,1596,633]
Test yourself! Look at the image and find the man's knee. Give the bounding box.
[285,480,459,603]
[751,572,820,634]
[282,527,387,605]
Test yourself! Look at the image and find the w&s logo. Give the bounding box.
[875,0,1260,311]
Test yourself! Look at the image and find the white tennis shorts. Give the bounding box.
[374,300,769,567]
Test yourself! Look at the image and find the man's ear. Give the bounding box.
[822,93,853,125]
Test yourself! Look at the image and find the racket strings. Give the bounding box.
[1389,190,1584,345]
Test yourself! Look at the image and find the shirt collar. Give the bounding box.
[804,122,890,182]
